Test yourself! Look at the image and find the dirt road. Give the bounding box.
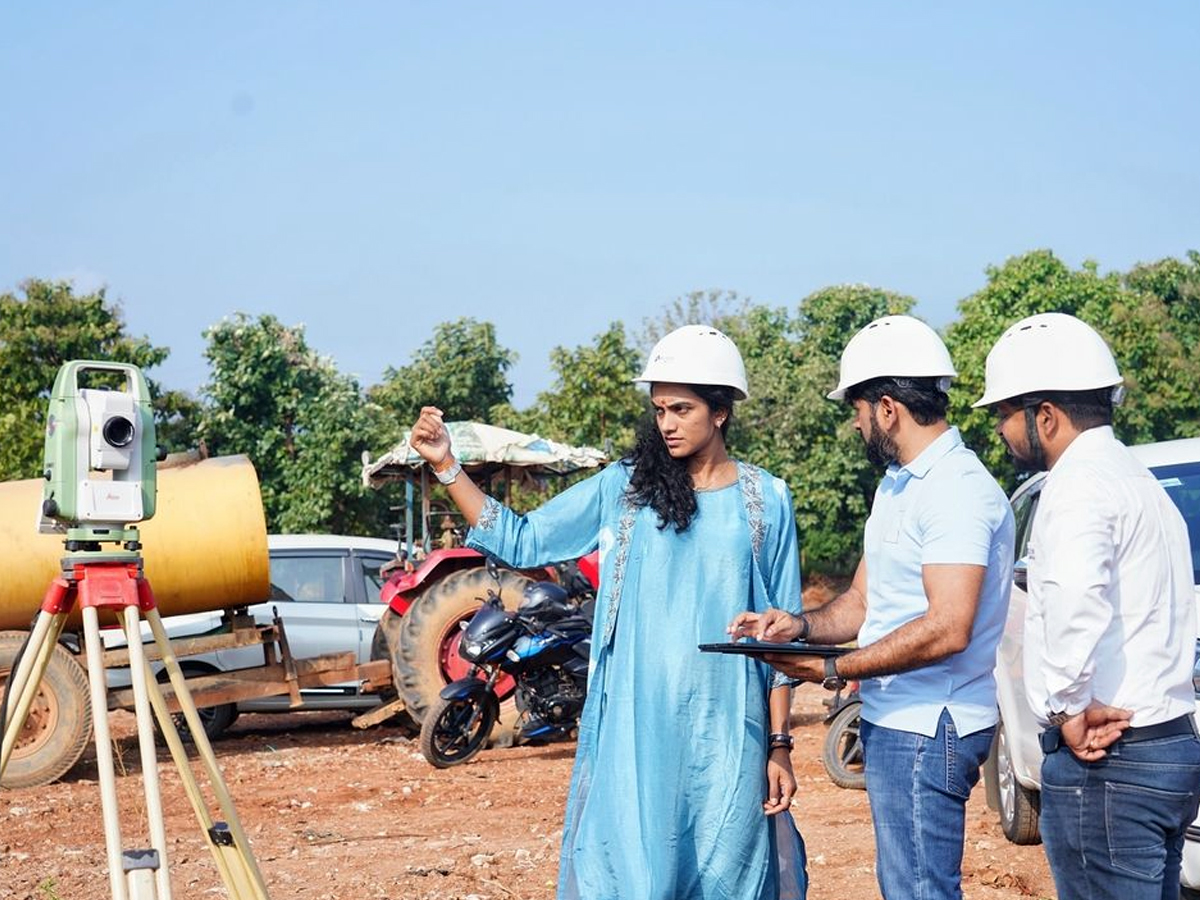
[1,686,1054,899]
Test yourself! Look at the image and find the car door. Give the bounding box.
[350,551,394,665]
[218,549,359,695]
[996,475,1046,785]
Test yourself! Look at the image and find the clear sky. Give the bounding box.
[2,2,1197,407]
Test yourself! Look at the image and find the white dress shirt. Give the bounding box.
[1025,426,1196,726]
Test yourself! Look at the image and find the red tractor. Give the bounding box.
[362,423,606,731]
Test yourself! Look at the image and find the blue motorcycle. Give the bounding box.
[418,563,592,767]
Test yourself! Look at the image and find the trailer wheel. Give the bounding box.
[1,631,93,789]
[393,568,533,729]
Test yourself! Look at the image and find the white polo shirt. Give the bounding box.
[1025,426,1196,726]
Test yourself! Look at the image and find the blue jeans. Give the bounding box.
[860,709,994,900]
[1040,730,1200,900]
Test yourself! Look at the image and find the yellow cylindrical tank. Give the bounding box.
[0,455,270,630]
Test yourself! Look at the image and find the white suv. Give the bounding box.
[984,438,1200,897]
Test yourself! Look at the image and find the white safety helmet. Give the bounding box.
[972,312,1123,408]
[827,315,957,401]
[634,324,749,401]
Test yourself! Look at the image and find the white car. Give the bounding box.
[106,534,399,738]
[984,437,1200,897]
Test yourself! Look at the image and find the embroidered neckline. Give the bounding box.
[694,481,738,494]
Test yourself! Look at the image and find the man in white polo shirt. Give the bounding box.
[976,312,1200,900]
[731,315,1014,900]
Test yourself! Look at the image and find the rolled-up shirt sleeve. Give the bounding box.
[1030,472,1117,715]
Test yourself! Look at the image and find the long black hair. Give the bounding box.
[622,384,736,532]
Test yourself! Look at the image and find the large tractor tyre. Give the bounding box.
[1,631,93,789]
[153,663,239,744]
[371,607,404,700]
[393,568,534,737]
[367,608,419,733]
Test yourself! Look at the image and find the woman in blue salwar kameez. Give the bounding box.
[408,325,808,900]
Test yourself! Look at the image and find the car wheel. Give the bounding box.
[995,718,1041,845]
[153,664,238,744]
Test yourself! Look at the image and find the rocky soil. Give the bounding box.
[1,686,1055,900]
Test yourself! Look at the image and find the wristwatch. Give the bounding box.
[795,613,811,641]
[1046,709,1072,727]
[822,656,846,692]
[433,458,462,485]
[768,732,794,751]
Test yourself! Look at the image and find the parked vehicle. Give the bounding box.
[0,455,281,789]
[982,437,1200,897]
[362,421,605,728]
[419,563,592,767]
[821,682,865,790]
[102,533,401,741]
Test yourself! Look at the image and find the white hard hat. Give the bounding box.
[972,312,1123,408]
[634,324,749,400]
[827,315,957,401]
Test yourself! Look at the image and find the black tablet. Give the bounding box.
[698,640,852,658]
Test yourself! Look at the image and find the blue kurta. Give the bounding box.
[467,460,807,900]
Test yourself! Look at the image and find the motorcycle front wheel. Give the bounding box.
[419,693,498,768]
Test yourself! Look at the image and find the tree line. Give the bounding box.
[2,249,1198,574]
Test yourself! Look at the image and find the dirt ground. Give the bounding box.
[1,685,1056,900]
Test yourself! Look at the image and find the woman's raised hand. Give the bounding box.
[409,406,453,467]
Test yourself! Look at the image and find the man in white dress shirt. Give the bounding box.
[976,312,1200,900]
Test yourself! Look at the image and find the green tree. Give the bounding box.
[638,289,750,353]
[1124,250,1200,356]
[369,318,516,435]
[198,313,390,535]
[724,287,915,573]
[525,321,645,454]
[0,279,196,481]
[945,250,1200,491]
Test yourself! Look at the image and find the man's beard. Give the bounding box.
[1003,409,1047,472]
[864,418,900,468]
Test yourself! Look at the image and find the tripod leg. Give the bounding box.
[1,611,68,778]
[139,662,255,900]
[144,606,270,899]
[121,604,173,900]
[81,605,130,900]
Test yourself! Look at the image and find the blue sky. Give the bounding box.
[2,3,1197,407]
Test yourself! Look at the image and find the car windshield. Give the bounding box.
[1152,460,1200,585]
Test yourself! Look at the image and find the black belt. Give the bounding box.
[1040,714,1197,754]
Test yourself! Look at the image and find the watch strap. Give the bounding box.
[796,613,811,640]
[822,655,846,690]
[433,459,462,485]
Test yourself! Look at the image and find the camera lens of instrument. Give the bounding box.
[103,415,136,448]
